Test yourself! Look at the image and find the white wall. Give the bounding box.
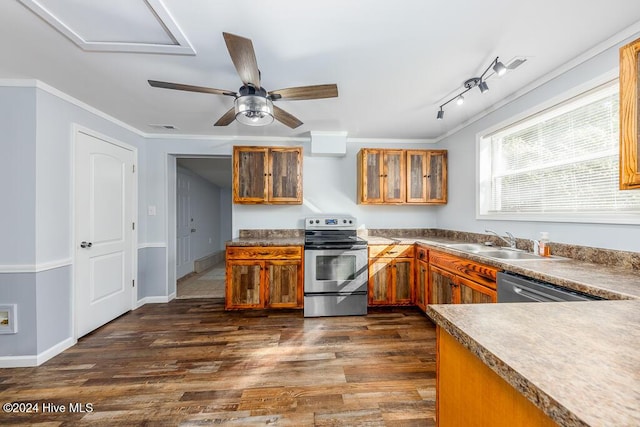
[436,32,640,252]
[232,140,441,235]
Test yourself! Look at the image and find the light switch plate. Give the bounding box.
[148,205,156,216]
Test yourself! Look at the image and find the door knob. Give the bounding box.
[80,241,93,248]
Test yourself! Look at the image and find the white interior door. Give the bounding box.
[176,171,192,278]
[75,130,135,338]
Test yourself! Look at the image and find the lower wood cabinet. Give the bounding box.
[225,246,303,310]
[436,326,557,426]
[368,245,414,306]
[415,246,429,311]
[428,250,498,304]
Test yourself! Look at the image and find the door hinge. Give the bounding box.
[132,222,135,230]
[132,279,135,287]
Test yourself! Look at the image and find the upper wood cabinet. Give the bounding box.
[619,38,640,190]
[357,148,447,204]
[357,149,405,203]
[406,150,448,204]
[233,146,303,204]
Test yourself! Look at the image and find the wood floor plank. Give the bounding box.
[0,300,436,425]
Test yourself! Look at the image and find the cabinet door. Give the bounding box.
[268,148,302,204]
[360,149,384,203]
[406,150,427,203]
[226,260,264,309]
[392,258,414,305]
[458,275,496,304]
[233,147,268,203]
[383,150,406,203]
[620,39,640,189]
[426,151,447,203]
[429,264,457,304]
[415,259,429,311]
[266,260,303,308]
[369,259,391,305]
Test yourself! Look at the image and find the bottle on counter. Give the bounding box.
[538,232,551,257]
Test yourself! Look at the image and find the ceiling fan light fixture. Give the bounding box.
[235,95,274,126]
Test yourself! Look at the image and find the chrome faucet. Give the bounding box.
[485,229,517,249]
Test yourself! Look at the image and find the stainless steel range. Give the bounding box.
[303,215,368,317]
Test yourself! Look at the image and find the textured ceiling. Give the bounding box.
[3,0,640,141]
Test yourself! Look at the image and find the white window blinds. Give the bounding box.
[478,81,640,223]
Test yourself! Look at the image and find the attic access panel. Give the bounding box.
[19,0,195,55]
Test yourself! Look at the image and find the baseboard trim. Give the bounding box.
[0,337,76,368]
[136,296,170,308]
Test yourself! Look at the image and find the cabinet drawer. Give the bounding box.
[369,244,415,258]
[226,246,302,260]
[416,246,428,261]
[428,250,498,290]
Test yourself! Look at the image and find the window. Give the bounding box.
[478,81,640,224]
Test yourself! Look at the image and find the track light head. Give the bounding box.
[493,60,507,76]
[456,95,464,106]
[478,80,489,93]
[437,109,444,120]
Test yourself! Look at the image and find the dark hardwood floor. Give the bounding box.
[0,299,437,426]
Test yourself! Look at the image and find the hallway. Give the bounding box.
[177,262,225,299]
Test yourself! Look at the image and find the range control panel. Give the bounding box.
[305,215,357,230]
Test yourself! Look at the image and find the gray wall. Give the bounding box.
[436,32,640,252]
[177,166,223,265]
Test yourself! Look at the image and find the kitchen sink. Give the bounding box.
[444,243,566,261]
[479,250,544,260]
[444,243,496,252]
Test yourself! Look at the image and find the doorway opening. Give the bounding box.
[174,156,232,299]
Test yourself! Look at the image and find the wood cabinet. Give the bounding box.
[415,246,429,312]
[406,150,448,203]
[428,250,498,304]
[225,246,303,309]
[619,38,640,190]
[357,148,447,205]
[368,244,414,306]
[357,149,405,203]
[436,326,557,427]
[233,146,302,204]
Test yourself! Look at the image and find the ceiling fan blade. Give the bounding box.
[223,32,261,89]
[269,84,338,101]
[148,80,235,97]
[214,107,236,126]
[273,105,303,129]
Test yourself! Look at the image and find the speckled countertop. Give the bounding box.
[426,300,640,427]
[363,235,640,300]
[226,236,304,246]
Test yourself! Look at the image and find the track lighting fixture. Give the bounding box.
[493,60,507,76]
[436,56,513,120]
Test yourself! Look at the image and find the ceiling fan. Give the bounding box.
[148,32,338,129]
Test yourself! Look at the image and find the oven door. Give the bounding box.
[304,248,368,294]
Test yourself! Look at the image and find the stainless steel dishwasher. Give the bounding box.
[497,272,602,303]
